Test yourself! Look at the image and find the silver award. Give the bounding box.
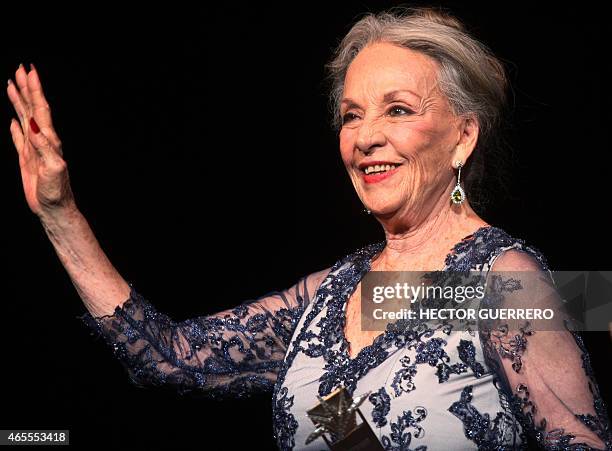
[305,386,384,450]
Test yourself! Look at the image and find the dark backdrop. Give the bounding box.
[2,1,610,449]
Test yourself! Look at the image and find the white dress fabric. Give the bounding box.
[79,226,611,450]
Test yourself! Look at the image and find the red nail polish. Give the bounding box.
[30,117,40,134]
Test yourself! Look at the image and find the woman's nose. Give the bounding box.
[355,120,386,155]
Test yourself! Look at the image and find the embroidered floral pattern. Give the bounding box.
[457,339,485,378]
[79,284,308,399]
[448,384,525,449]
[274,387,299,449]
[391,355,418,397]
[369,387,392,427]
[486,322,534,374]
[381,407,428,451]
[412,336,467,383]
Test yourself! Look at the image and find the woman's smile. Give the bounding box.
[360,163,402,184]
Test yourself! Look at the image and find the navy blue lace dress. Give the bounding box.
[79,226,611,450]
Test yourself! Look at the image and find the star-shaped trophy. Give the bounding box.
[305,385,384,450]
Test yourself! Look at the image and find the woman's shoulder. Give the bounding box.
[301,266,333,298]
[449,225,551,272]
[329,240,387,271]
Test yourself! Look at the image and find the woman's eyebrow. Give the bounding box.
[383,89,422,102]
[341,89,422,110]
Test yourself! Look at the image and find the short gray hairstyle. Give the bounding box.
[324,6,512,211]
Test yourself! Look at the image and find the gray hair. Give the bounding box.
[324,6,512,211]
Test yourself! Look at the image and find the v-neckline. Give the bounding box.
[340,224,494,362]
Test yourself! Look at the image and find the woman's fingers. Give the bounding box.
[9,118,26,159]
[15,64,32,107]
[27,66,61,147]
[9,63,64,159]
[9,118,37,172]
[14,64,32,107]
[7,63,63,155]
[6,79,29,125]
[27,117,63,161]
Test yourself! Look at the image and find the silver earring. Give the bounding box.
[450,160,466,205]
[363,208,371,215]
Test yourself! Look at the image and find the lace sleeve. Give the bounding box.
[480,249,611,450]
[78,267,331,399]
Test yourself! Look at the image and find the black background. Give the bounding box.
[2,1,610,449]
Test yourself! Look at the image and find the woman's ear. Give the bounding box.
[453,114,479,164]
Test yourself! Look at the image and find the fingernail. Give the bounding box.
[7,79,12,86]
[30,63,36,72]
[30,117,40,134]
[18,63,24,71]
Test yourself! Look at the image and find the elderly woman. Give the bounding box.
[8,6,610,451]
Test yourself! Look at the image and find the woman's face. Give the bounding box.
[339,41,475,226]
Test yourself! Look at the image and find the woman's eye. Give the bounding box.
[341,112,358,124]
[341,106,413,125]
[388,105,414,116]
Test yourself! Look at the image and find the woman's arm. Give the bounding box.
[39,206,131,318]
[481,250,611,450]
[7,63,131,317]
[78,268,330,397]
[7,63,334,399]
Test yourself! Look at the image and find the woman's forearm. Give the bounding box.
[39,206,131,318]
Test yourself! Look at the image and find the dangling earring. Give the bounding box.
[362,207,371,215]
[450,160,466,205]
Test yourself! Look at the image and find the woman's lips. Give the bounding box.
[362,165,401,184]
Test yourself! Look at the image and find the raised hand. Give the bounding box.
[7,64,76,219]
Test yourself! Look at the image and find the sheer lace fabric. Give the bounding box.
[80,268,331,399]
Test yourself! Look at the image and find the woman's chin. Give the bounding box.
[365,201,404,217]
